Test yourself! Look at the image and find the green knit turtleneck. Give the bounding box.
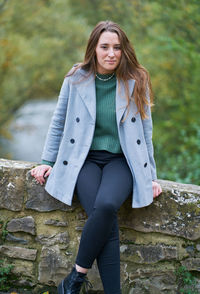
[42,72,122,167]
[90,72,122,154]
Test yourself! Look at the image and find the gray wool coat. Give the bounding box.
[42,67,157,208]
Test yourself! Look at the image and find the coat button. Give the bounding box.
[137,139,141,145]
[70,139,75,144]
[76,117,80,122]
[131,117,136,122]
[63,160,68,165]
[144,162,147,167]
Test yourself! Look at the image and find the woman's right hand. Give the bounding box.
[31,165,52,185]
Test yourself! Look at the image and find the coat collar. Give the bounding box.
[116,79,135,124]
[74,68,135,124]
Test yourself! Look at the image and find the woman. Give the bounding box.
[31,20,162,294]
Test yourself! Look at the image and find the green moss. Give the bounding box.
[0,259,14,291]
[0,221,8,242]
[175,266,198,294]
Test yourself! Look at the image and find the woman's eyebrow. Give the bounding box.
[100,43,121,46]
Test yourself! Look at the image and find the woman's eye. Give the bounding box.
[100,45,121,50]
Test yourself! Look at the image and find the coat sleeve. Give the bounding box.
[142,87,157,181]
[41,77,70,163]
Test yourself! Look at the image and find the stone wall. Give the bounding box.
[0,158,200,293]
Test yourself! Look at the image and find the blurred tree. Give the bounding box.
[148,1,200,184]
[0,0,199,184]
[67,0,200,184]
[0,0,90,134]
[0,0,8,12]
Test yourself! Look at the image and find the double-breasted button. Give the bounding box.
[76,117,80,122]
[137,139,141,145]
[144,162,147,167]
[63,160,68,165]
[70,138,75,144]
[131,117,136,122]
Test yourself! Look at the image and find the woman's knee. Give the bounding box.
[94,201,117,216]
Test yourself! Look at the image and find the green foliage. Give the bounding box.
[0,0,90,131]
[1,221,8,241]
[1,0,200,185]
[0,259,13,291]
[154,123,200,184]
[0,220,8,242]
[67,0,200,185]
[175,266,198,294]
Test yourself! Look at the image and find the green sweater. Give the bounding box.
[42,72,122,166]
[90,72,122,153]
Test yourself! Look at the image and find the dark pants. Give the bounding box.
[75,150,133,294]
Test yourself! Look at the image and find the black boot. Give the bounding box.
[57,266,92,294]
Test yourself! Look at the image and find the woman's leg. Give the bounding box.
[97,218,121,294]
[75,159,102,274]
[76,159,102,217]
[76,156,133,293]
[57,160,102,294]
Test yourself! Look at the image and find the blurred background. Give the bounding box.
[0,0,199,185]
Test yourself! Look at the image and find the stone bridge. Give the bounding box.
[0,158,200,293]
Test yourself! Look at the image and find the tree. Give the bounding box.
[67,0,200,184]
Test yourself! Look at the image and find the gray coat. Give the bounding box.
[42,67,157,208]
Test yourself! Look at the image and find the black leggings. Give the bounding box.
[75,150,133,294]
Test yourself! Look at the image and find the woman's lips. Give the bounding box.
[106,60,116,64]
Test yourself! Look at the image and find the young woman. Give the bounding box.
[31,20,162,294]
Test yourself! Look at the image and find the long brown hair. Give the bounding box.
[69,20,154,119]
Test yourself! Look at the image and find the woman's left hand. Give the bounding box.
[152,181,162,198]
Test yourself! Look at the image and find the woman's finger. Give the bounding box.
[152,182,162,198]
[31,168,36,176]
[30,165,52,185]
[45,167,52,177]
[153,189,158,198]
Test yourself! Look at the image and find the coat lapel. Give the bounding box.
[116,79,135,125]
[74,68,135,124]
[74,71,96,121]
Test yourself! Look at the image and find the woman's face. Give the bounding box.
[95,31,122,74]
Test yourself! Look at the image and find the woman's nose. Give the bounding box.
[108,49,115,57]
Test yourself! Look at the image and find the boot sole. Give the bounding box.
[57,280,64,294]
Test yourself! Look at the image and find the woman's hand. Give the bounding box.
[31,165,52,185]
[152,181,162,198]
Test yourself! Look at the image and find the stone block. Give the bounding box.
[181,258,200,271]
[36,232,69,246]
[44,219,68,227]
[6,233,28,244]
[121,262,177,293]
[120,244,177,263]
[38,245,71,286]
[119,179,200,240]
[0,159,33,211]
[15,278,36,288]
[0,245,37,260]
[127,276,176,294]
[12,259,34,278]
[121,261,176,279]
[38,245,103,290]
[25,171,77,212]
[7,216,35,235]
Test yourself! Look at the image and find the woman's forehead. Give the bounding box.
[98,31,120,44]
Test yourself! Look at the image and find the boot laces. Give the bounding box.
[81,276,93,293]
